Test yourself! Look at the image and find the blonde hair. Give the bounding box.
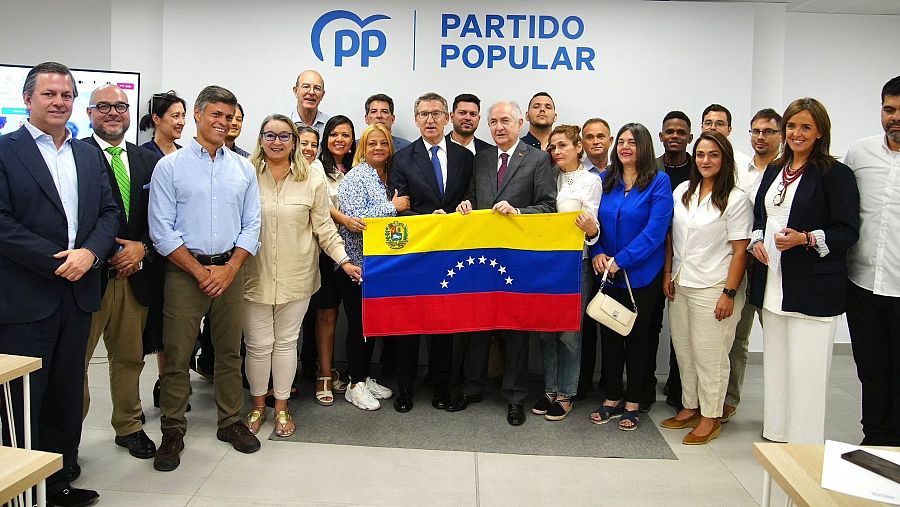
[353,123,394,168]
[250,114,310,181]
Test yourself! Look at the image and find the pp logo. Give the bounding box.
[311,10,390,67]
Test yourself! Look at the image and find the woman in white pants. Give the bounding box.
[662,131,752,444]
[242,114,361,437]
[749,98,859,443]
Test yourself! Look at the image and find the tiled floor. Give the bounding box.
[78,351,864,506]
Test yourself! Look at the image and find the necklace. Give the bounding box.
[773,161,806,206]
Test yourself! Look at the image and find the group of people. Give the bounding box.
[1,60,899,507]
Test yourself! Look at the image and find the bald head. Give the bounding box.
[87,84,130,144]
[293,70,325,114]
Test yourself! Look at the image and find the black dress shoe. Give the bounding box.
[431,385,450,410]
[216,421,261,453]
[507,403,526,426]
[446,393,482,412]
[394,388,414,413]
[115,429,157,459]
[47,487,99,507]
[153,429,184,472]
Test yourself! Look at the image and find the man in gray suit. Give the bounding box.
[451,100,556,425]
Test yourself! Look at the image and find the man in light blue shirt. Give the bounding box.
[149,85,261,472]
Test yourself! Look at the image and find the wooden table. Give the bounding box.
[753,442,895,506]
[0,446,61,506]
[0,354,44,506]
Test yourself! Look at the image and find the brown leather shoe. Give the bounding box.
[216,421,261,453]
[719,403,737,423]
[660,412,701,429]
[153,429,184,472]
[683,420,721,445]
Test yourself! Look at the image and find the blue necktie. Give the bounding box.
[430,145,444,196]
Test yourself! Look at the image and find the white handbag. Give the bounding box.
[586,267,637,336]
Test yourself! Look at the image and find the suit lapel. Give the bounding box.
[443,146,459,206]
[485,146,499,198]
[413,139,442,201]
[786,167,818,228]
[73,140,92,237]
[85,136,127,228]
[125,145,146,227]
[10,126,66,215]
[497,142,527,197]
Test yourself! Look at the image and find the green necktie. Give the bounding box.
[106,146,130,220]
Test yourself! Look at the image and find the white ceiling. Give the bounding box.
[675,0,900,14]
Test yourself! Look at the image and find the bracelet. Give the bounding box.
[225,261,238,273]
[804,231,811,248]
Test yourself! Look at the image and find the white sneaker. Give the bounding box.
[345,382,380,410]
[364,377,393,399]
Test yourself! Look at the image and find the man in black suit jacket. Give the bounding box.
[452,100,556,426]
[446,93,493,156]
[388,92,474,413]
[0,62,118,507]
[80,84,160,461]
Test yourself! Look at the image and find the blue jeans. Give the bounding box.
[540,259,592,398]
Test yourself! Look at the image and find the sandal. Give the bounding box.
[316,376,334,406]
[590,402,624,425]
[545,398,573,421]
[618,409,640,431]
[331,369,347,394]
[274,410,295,437]
[245,406,266,435]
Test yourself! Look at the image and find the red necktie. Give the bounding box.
[497,152,509,187]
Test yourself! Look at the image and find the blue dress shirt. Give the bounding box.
[24,120,78,249]
[149,138,261,257]
[589,171,674,288]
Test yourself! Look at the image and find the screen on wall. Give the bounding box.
[0,64,141,144]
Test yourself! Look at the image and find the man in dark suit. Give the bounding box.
[80,84,160,461]
[389,92,474,413]
[0,62,119,507]
[446,93,493,156]
[452,100,556,426]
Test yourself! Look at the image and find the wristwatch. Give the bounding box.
[722,288,737,299]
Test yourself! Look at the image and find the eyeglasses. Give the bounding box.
[416,111,446,120]
[772,181,787,206]
[703,120,728,129]
[261,132,293,142]
[297,83,324,93]
[750,128,780,137]
[89,102,129,114]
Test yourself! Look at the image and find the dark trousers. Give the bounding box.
[337,270,374,383]
[462,330,530,404]
[647,292,667,404]
[579,277,605,393]
[847,281,900,445]
[395,334,453,391]
[0,284,90,496]
[600,273,663,403]
[651,290,683,409]
[299,310,319,375]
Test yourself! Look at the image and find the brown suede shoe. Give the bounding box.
[660,412,701,429]
[216,421,261,453]
[683,420,721,445]
[153,429,184,472]
[719,403,737,423]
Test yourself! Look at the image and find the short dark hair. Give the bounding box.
[23,61,78,98]
[365,94,395,115]
[235,102,244,116]
[139,90,186,132]
[528,91,554,108]
[750,108,782,128]
[582,117,610,132]
[414,92,448,114]
[194,85,237,113]
[883,76,900,102]
[452,93,481,112]
[702,104,732,126]
[662,110,691,129]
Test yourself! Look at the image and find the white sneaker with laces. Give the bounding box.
[365,377,393,399]
[345,382,380,410]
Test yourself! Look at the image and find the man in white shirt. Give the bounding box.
[290,69,329,137]
[701,103,753,175]
[846,75,900,446]
[724,108,783,422]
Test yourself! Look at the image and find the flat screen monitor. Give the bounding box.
[0,63,140,144]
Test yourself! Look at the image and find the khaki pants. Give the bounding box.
[159,262,244,433]
[726,301,762,407]
[83,277,148,436]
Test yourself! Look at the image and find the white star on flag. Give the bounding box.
[467,257,475,265]
[505,277,513,285]
[447,269,455,277]
[441,280,449,288]
[456,261,464,270]
[498,266,507,274]
[489,259,497,267]
[478,256,486,264]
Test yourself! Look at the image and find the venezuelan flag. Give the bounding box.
[362,210,584,337]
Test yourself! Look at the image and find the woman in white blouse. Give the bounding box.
[662,131,752,444]
[532,125,602,421]
[242,115,361,437]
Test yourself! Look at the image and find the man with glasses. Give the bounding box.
[291,70,329,137]
[149,85,261,472]
[700,103,753,175]
[720,108,783,423]
[80,84,161,464]
[389,92,474,413]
